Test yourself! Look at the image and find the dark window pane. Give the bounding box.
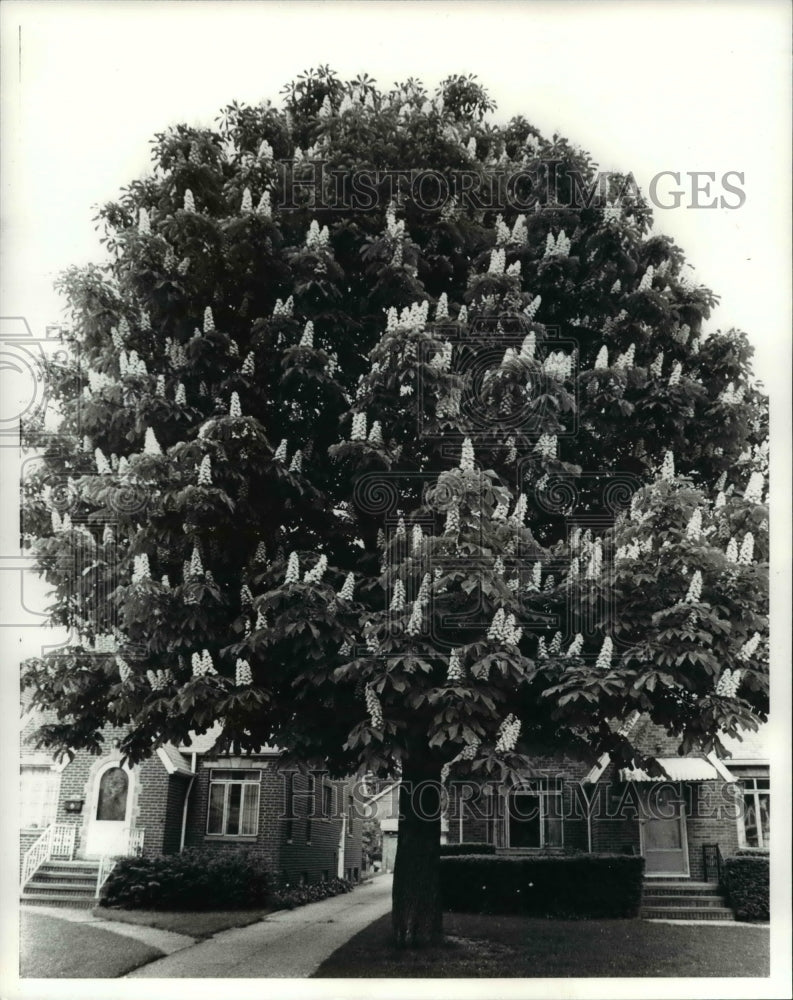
[208,783,226,834]
[227,783,242,834]
[240,784,259,835]
[96,767,128,821]
[210,770,260,782]
[509,792,541,847]
[743,799,759,846]
[759,793,770,846]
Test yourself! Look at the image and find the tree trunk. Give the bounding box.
[391,756,444,948]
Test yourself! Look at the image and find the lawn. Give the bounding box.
[92,905,272,938]
[21,911,163,978]
[314,913,770,978]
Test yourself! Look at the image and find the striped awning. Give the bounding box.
[619,757,720,782]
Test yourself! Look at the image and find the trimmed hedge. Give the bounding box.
[440,854,645,918]
[270,877,353,910]
[440,843,496,857]
[724,854,769,921]
[101,850,270,910]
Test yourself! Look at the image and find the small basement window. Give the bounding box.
[207,769,261,837]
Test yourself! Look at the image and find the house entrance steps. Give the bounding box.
[641,879,734,921]
[21,859,101,908]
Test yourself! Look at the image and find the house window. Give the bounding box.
[323,784,333,818]
[306,775,315,843]
[20,767,59,829]
[284,775,294,841]
[507,779,563,848]
[348,794,355,835]
[740,777,770,848]
[207,769,261,836]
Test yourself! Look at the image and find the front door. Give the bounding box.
[84,763,132,858]
[641,784,689,876]
[508,791,541,848]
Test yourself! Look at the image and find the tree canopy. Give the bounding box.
[21,67,768,945]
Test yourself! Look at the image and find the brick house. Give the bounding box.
[447,714,769,882]
[20,711,362,902]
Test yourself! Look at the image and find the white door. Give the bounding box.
[84,763,132,858]
[640,785,689,876]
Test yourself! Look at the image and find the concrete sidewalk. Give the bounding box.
[126,874,393,978]
[21,903,195,956]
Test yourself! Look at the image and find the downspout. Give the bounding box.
[586,798,593,854]
[337,799,346,879]
[179,753,197,853]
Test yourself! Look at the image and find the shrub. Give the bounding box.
[269,877,353,911]
[440,854,644,918]
[724,854,769,921]
[439,843,496,857]
[100,850,270,910]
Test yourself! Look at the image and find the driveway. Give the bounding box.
[127,874,393,978]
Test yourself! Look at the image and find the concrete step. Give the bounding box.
[37,863,100,875]
[32,870,97,885]
[21,893,97,909]
[643,894,726,908]
[642,905,734,921]
[643,881,720,896]
[25,881,99,895]
[38,859,100,868]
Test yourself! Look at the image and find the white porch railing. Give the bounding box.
[95,855,117,898]
[128,827,145,856]
[21,824,76,887]
[51,824,77,858]
[95,828,145,898]
[22,824,144,894]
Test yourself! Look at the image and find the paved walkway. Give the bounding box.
[127,874,393,978]
[21,903,195,955]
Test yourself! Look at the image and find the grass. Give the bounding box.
[21,911,163,979]
[314,912,770,978]
[92,905,273,938]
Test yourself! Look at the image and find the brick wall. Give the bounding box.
[39,724,170,860]
[182,762,361,888]
[682,780,741,878]
[135,755,166,855]
[590,778,641,855]
[183,758,282,878]
[162,775,190,854]
[279,770,342,886]
[135,757,190,856]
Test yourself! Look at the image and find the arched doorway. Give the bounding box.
[84,761,133,857]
